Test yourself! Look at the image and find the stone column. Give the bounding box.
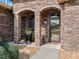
[14,13,21,43]
[35,11,41,46]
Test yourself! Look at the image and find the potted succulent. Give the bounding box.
[25,28,33,44]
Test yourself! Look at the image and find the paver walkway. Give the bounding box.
[31,43,61,59]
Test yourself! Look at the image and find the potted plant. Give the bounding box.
[25,28,32,44]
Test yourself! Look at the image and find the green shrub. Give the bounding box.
[0,37,5,45]
[0,46,10,59]
[3,42,19,59]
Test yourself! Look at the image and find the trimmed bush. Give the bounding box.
[3,42,19,59]
[0,37,5,45]
[0,46,10,59]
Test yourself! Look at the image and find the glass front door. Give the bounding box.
[50,13,60,42]
[28,15,35,32]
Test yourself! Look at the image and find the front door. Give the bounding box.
[50,13,60,42]
[28,15,35,32]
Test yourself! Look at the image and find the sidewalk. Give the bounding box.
[31,43,61,59]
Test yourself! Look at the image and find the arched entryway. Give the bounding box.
[40,7,60,44]
[19,10,35,44]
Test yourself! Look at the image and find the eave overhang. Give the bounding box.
[13,0,70,3]
[58,0,69,3]
[0,2,12,10]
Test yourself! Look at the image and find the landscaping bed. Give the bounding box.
[15,44,40,59]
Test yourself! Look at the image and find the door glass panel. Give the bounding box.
[28,15,35,32]
[50,13,60,42]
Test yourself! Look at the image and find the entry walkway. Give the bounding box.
[31,43,61,59]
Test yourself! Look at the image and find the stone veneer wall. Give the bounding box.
[61,0,79,59]
[13,0,61,45]
[13,0,60,13]
[13,1,79,58]
[0,10,14,41]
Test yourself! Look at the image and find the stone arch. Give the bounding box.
[18,9,35,16]
[18,9,35,43]
[40,6,61,13]
[40,6,61,44]
[40,7,61,14]
[17,8,35,14]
